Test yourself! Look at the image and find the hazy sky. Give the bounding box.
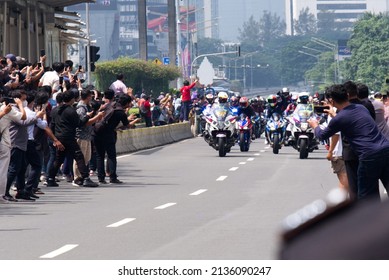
[218,0,285,42]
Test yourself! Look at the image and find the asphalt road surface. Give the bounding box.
[0,136,340,260]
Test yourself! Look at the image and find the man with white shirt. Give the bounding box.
[38,62,65,93]
[109,73,128,95]
[0,90,26,202]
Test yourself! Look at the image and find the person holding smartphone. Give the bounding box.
[38,61,65,93]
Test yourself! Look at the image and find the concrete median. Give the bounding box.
[116,122,194,154]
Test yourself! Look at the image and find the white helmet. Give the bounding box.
[218,91,228,103]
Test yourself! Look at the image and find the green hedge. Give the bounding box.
[94,57,181,96]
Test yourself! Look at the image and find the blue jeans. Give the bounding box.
[357,148,389,200]
[181,101,191,121]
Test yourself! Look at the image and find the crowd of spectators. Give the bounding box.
[0,54,142,202]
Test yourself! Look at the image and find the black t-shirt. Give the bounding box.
[94,104,129,141]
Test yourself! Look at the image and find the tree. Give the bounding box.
[258,11,286,46]
[238,15,262,51]
[342,13,389,91]
[294,8,317,36]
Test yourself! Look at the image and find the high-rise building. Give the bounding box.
[191,0,219,39]
[286,0,389,35]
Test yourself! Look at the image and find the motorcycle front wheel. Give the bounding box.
[218,137,227,157]
[299,138,309,159]
[273,134,280,154]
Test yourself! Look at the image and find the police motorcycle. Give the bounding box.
[265,112,287,154]
[287,99,319,159]
[203,92,237,157]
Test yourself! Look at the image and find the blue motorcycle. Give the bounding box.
[265,113,287,154]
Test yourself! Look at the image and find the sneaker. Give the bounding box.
[30,193,40,199]
[34,189,45,195]
[2,194,18,202]
[72,178,83,187]
[83,178,99,188]
[110,178,123,184]
[65,174,73,183]
[15,193,35,201]
[46,179,59,187]
[98,179,109,184]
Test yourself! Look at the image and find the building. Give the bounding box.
[286,0,389,35]
[0,0,90,64]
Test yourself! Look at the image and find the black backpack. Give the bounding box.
[94,102,121,134]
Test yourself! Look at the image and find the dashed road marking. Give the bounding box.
[106,218,136,228]
[265,146,270,150]
[154,203,177,210]
[216,176,228,181]
[239,162,247,165]
[190,189,208,196]
[40,244,79,259]
[229,167,239,171]
[260,150,266,153]
[247,158,254,161]
[254,153,260,156]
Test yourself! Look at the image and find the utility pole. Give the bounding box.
[138,0,148,61]
[168,0,177,87]
[86,3,91,84]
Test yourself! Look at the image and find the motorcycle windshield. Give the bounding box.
[295,104,314,122]
[212,105,229,121]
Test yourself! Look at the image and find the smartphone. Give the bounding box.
[314,105,330,114]
[4,97,15,105]
[78,65,82,70]
[40,49,45,56]
[59,76,64,84]
[37,62,42,68]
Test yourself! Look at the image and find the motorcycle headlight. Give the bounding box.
[301,123,308,131]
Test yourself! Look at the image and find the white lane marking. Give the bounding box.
[229,167,239,171]
[247,158,255,161]
[254,153,260,156]
[190,189,208,196]
[260,150,266,153]
[216,176,228,181]
[40,244,78,259]
[265,146,270,150]
[239,162,247,165]
[154,203,177,210]
[106,218,136,228]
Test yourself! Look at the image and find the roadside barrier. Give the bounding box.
[115,122,194,154]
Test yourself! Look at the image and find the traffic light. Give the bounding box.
[85,45,100,72]
[90,46,100,63]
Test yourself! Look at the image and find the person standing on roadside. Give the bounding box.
[180,78,198,122]
[341,81,375,198]
[94,91,139,184]
[72,89,105,186]
[47,90,100,188]
[308,84,389,201]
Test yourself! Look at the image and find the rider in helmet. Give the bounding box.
[203,93,215,117]
[284,93,299,116]
[266,94,284,118]
[239,96,256,118]
[229,95,240,116]
[217,91,229,105]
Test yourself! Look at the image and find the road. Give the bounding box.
[0,136,338,260]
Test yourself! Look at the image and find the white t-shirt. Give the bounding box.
[39,71,60,92]
[327,112,343,158]
[0,104,23,148]
[25,107,47,140]
[109,80,127,95]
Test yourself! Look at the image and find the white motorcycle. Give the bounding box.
[287,104,319,159]
[203,104,237,157]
